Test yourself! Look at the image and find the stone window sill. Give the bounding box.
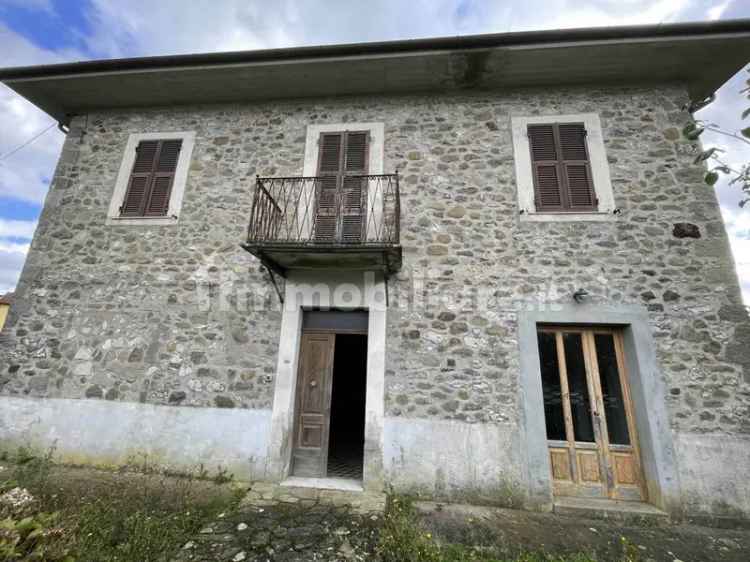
[105,216,179,226]
[520,211,616,223]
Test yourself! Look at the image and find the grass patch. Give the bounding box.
[377,495,642,562]
[0,447,240,561]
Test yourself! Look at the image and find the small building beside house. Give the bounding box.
[0,293,11,331]
[0,20,749,523]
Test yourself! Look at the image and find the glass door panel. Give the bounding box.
[589,331,645,500]
[593,333,630,445]
[538,331,566,441]
[561,332,595,443]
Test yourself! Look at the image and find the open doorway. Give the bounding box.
[291,310,368,481]
[327,334,367,479]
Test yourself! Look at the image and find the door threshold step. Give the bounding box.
[553,497,669,523]
[281,476,363,492]
[241,480,385,514]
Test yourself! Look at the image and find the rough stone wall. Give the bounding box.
[0,85,747,438]
[382,86,750,437]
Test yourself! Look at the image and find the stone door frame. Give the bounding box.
[517,303,681,513]
[265,271,387,491]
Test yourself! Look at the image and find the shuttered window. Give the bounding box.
[528,123,597,212]
[313,131,369,243]
[120,139,182,217]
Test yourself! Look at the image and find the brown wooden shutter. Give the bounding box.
[341,131,368,243]
[314,133,342,242]
[529,125,564,212]
[313,131,369,243]
[120,139,182,217]
[121,141,158,216]
[558,124,596,211]
[528,123,597,213]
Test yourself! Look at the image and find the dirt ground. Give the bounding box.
[417,501,749,562]
[3,462,749,561]
[170,480,750,561]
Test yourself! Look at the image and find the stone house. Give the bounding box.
[1,20,749,522]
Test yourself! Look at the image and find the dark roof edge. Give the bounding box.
[2,19,750,81]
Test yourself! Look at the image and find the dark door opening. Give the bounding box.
[291,311,368,480]
[326,333,367,479]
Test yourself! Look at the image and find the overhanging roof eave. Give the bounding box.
[1,19,749,122]
[1,18,749,81]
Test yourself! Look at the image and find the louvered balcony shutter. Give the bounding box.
[528,123,596,212]
[341,131,368,243]
[313,131,369,243]
[120,139,182,217]
[314,133,342,242]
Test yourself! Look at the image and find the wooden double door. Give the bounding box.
[537,326,646,501]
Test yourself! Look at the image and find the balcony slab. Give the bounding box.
[241,243,402,277]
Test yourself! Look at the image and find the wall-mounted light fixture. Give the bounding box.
[573,289,589,303]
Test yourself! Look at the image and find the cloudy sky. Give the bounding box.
[0,0,749,301]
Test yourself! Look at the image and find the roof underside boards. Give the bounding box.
[1,20,749,123]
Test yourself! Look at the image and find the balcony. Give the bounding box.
[241,173,402,277]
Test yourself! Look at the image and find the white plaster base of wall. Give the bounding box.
[0,396,272,481]
[673,431,750,519]
[383,417,525,506]
[4,397,748,519]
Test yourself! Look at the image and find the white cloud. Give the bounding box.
[0,240,29,254]
[505,0,691,31]
[83,0,297,57]
[0,244,27,294]
[721,206,750,303]
[696,62,750,303]
[79,0,710,57]
[708,0,733,20]
[0,23,72,204]
[0,217,35,293]
[0,218,37,239]
[0,218,32,294]
[0,105,63,203]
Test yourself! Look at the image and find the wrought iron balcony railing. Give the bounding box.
[247,173,400,246]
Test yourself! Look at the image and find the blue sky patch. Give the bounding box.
[0,0,92,54]
[0,197,42,222]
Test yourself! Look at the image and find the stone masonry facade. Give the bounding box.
[0,84,748,440]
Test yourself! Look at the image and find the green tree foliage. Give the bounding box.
[685,68,750,208]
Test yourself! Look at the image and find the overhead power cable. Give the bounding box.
[0,123,57,163]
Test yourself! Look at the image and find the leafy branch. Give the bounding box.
[685,68,750,208]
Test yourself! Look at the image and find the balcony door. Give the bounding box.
[537,326,646,502]
[314,131,368,243]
